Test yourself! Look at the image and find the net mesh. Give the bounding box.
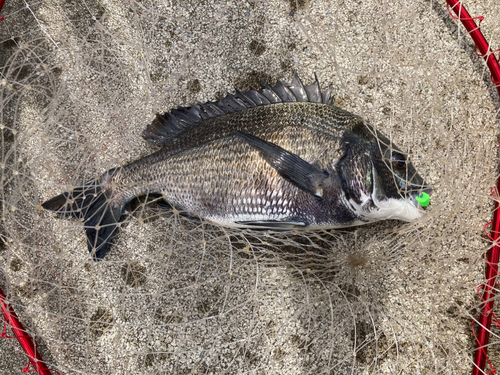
[1,0,500,373]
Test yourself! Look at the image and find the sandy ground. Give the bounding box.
[1,0,500,374]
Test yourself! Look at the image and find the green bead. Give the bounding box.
[415,192,430,207]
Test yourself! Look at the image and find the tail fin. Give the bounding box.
[42,178,124,260]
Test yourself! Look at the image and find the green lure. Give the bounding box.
[415,192,430,207]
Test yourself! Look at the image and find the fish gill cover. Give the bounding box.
[0,0,499,374]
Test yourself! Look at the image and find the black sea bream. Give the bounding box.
[42,73,432,260]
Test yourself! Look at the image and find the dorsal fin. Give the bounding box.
[143,72,335,145]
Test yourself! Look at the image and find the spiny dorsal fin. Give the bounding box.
[143,72,335,145]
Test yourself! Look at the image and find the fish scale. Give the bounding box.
[42,74,431,260]
[112,105,345,220]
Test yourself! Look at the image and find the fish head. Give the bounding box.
[337,125,431,223]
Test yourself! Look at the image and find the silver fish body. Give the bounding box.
[42,74,431,259]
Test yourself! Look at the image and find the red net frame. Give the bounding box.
[0,0,5,21]
[1,289,58,374]
[446,1,500,374]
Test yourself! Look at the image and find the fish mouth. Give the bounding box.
[367,163,429,222]
[371,163,433,207]
[392,172,432,208]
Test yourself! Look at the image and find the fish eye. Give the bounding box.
[391,153,407,170]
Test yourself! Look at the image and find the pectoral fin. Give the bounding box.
[234,131,329,198]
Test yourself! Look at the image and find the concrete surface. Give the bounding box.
[1,0,500,374]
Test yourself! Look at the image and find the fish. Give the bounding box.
[42,73,432,260]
